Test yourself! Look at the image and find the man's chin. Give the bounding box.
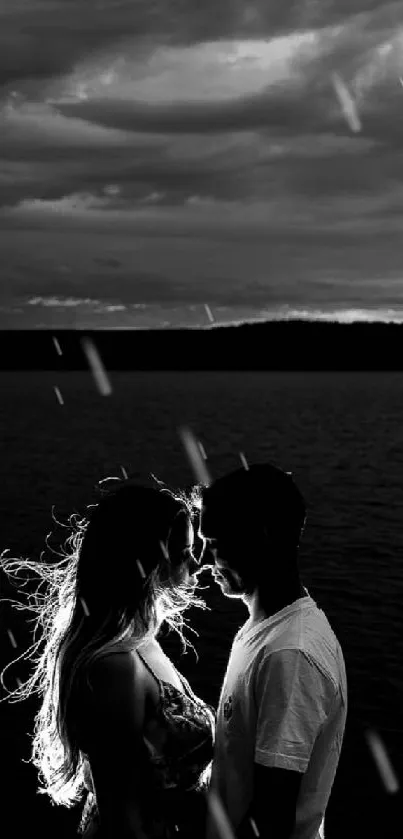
[214,576,242,599]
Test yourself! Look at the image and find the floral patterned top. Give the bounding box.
[78,648,216,838]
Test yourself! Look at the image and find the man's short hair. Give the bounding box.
[201,462,306,552]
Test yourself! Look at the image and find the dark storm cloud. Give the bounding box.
[45,26,403,182]
[50,27,403,150]
[4,225,403,311]
[0,0,156,89]
[2,0,403,328]
[0,108,384,212]
[0,1,399,89]
[1,1,402,192]
[54,85,325,135]
[272,140,402,200]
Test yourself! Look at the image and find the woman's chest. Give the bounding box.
[137,643,185,694]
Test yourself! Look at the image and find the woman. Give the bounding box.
[0,477,215,838]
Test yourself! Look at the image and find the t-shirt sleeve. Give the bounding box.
[254,649,332,773]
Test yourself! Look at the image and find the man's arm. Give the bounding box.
[237,649,332,839]
[237,764,303,839]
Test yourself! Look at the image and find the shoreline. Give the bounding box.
[2,321,403,370]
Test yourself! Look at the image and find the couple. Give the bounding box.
[11,463,347,839]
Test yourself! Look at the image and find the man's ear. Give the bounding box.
[233,568,251,592]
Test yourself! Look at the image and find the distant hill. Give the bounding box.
[1,321,403,370]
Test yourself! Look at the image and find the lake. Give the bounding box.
[1,370,402,838]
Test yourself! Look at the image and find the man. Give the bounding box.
[200,463,347,839]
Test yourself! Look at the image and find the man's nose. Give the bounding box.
[189,555,200,575]
[202,545,217,565]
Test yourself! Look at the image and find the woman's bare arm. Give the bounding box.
[83,651,158,839]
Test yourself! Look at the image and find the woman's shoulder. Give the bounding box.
[84,646,145,699]
[76,648,149,754]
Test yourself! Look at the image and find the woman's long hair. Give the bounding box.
[0,476,205,811]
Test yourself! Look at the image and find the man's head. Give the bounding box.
[199,463,306,600]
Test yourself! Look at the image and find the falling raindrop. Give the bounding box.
[204,304,215,324]
[239,452,249,470]
[54,386,64,405]
[136,559,146,579]
[81,337,112,396]
[80,598,90,617]
[365,729,399,794]
[249,818,260,837]
[331,72,361,133]
[198,441,207,460]
[206,789,236,839]
[159,541,169,560]
[178,426,212,487]
[52,336,62,356]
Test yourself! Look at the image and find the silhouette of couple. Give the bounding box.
[2,463,347,839]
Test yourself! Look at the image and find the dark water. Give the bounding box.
[1,371,402,838]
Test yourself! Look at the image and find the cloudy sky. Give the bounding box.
[2,0,403,328]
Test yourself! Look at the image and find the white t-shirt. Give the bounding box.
[208,591,347,839]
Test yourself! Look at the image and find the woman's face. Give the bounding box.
[168,514,199,587]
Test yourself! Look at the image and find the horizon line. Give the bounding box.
[3,316,403,332]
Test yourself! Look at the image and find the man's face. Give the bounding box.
[209,546,246,598]
[199,510,246,598]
